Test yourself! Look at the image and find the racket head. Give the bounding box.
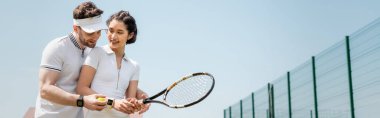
[162,72,215,108]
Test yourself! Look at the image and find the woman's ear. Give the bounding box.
[127,32,135,40]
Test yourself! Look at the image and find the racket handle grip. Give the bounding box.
[138,99,149,104]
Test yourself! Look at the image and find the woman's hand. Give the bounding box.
[114,98,138,114]
[137,94,150,114]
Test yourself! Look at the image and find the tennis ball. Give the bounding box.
[97,97,106,102]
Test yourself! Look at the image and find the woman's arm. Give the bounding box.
[135,88,151,114]
[125,80,138,98]
[76,65,98,95]
[113,80,139,114]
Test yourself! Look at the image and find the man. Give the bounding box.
[35,2,149,118]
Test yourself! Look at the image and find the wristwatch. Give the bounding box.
[107,98,114,109]
[77,95,84,107]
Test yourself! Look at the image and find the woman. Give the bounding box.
[77,10,143,117]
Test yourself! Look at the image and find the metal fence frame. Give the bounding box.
[224,17,380,118]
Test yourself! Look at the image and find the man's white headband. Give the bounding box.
[73,15,102,26]
[73,15,106,33]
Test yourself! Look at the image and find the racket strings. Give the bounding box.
[164,75,213,105]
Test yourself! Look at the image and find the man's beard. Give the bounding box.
[80,37,96,48]
[78,33,96,48]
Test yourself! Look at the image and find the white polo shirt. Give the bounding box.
[35,33,90,118]
[83,45,139,118]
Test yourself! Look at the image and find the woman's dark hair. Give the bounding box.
[106,10,138,44]
[73,1,103,19]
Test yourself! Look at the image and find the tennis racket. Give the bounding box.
[142,72,215,108]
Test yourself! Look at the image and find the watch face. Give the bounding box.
[107,99,114,106]
[77,100,84,107]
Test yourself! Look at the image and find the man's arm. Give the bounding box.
[39,68,79,106]
[39,68,106,110]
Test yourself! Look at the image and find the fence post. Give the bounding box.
[268,83,275,118]
[287,72,292,118]
[312,56,319,118]
[345,36,356,118]
[240,100,243,118]
[271,84,275,118]
[229,106,232,118]
[268,83,271,118]
[310,110,313,118]
[224,109,226,118]
[252,93,255,118]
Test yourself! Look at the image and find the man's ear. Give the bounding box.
[73,25,79,33]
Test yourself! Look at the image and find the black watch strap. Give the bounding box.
[77,95,84,107]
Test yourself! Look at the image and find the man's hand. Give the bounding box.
[83,94,106,111]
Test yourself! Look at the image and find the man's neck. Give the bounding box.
[72,32,85,49]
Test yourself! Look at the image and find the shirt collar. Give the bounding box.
[69,32,85,50]
[103,45,128,61]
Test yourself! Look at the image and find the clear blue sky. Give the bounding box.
[0,0,379,117]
